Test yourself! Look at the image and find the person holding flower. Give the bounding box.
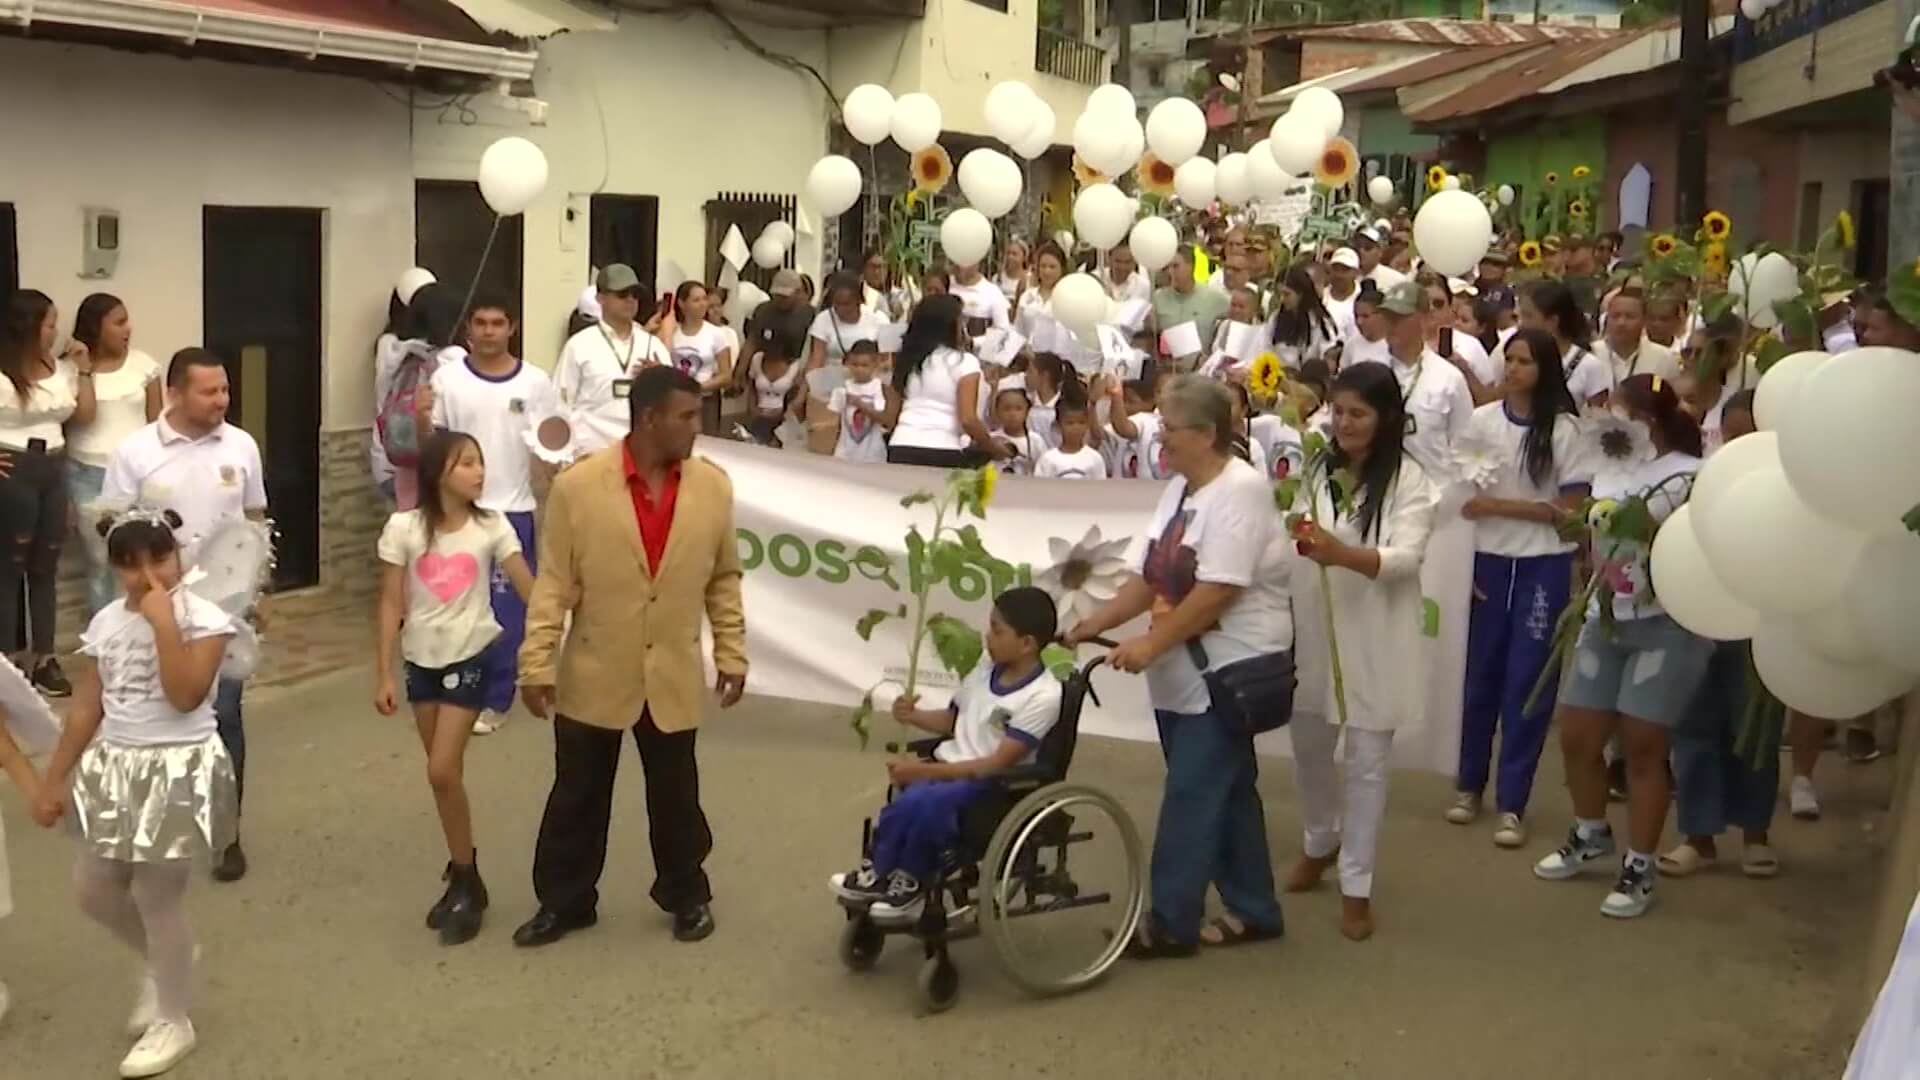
[1533,374,1711,919]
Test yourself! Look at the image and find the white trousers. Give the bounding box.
[1289,712,1395,899]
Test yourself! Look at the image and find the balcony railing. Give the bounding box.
[1036,26,1105,86]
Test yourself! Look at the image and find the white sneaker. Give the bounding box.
[126,975,158,1038]
[1600,861,1657,919]
[1790,776,1820,820]
[471,712,503,736]
[1492,812,1527,849]
[120,1019,196,1078]
[1534,825,1616,880]
[1444,792,1481,825]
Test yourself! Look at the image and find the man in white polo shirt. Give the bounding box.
[553,264,670,456]
[103,347,268,883]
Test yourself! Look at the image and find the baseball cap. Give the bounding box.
[770,269,804,298]
[1479,250,1509,266]
[1354,226,1383,246]
[1329,247,1361,269]
[1380,280,1424,317]
[596,263,642,295]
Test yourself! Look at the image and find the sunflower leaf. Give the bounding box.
[1042,643,1077,682]
[850,693,873,751]
[1274,476,1303,512]
[854,608,895,642]
[899,492,935,509]
[927,613,984,678]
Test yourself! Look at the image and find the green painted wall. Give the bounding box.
[1484,117,1609,217]
[1358,105,1439,159]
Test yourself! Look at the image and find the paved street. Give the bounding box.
[0,664,1888,1079]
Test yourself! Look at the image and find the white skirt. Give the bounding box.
[70,734,238,863]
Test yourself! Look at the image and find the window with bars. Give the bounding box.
[703,191,797,291]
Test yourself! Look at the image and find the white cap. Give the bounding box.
[1329,247,1361,269]
[576,285,602,320]
[1373,218,1392,234]
[1447,277,1478,297]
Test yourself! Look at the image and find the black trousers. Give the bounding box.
[0,447,67,654]
[531,710,713,918]
[886,445,985,468]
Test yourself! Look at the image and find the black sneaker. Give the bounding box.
[211,841,248,883]
[870,870,924,920]
[830,860,887,903]
[1845,727,1882,764]
[31,658,71,698]
[1601,859,1657,918]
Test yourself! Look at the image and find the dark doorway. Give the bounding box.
[1,204,16,298]
[415,180,525,354]
[1852,178,1890,285]
[202,207,323,591]
[589,194,659,290]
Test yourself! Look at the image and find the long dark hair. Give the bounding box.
[1526,280,1591,350]
[74,293,126,356]
[406,283,463,348]
[894,294,964,395]
[1,289,54,400]
[1615,373,1703,458]
[416,430,493,541]
[1505,327,1577,487]
[1271,265,1334,349]
[1028,351,1080,402]
[1327,362,1408,542]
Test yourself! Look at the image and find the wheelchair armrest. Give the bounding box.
[989,763,1053,789]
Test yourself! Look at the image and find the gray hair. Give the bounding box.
[1158,374,1234,455]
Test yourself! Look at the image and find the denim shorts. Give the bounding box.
[1559,613,1715,728]
[404,654,490,710]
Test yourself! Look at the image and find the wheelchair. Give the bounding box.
[834,650,1147,1013]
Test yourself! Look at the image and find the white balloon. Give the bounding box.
[1050,272,1110,334]
[1129,217,1179,273]
[477,137,549,216]
[1266,112,1325,176]
[1650,505,1759,641]
[802,155,863,218]
[1071,110,1126,178]
[1215,152,1252,206]
[1497,184,1516,206]
[750,234,786,270]
[1174,157,1217,208]
[984,81,1037,146]
[1110,117,1147,178]
[1367,175,1396,206]
[1738,0,1765,20]
[1778,346,1920,533]
[1087,83,1137,118]
[1700,467,1868,614]
[939,208,993,268]
[1410,189,1494,277]
[1752,616,1915,719]
[1846,531,1920,673]
[843,84,895,146]
[1290,86,1344,139]
[889,93,943,152]
[1246,140,1293,201]
[758,221,796,250]
[1440,175,1462,191]
[957,148,1023,219]
[1802,599,1876,665]
[1690,430,1780,558]
[1726,251,1798,330]
[1144,98,1207,167]
[395,267,436,305]
[1752,350,1828,431]
[1014,101,1056,158]
[1072,183,1134,251]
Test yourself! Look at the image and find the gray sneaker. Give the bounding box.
[1533,825,1616,880]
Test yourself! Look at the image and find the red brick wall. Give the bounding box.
[1603,101,1799,245]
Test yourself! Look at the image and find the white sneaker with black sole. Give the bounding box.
[121,1019,196,1078]
[1600,860,1657,918]
[1533,825,1616,880]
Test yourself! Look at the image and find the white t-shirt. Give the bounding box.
[1449,333,1500,389]
[102,417,268,552]
[67,352,160,467]
[1104,270,1153,305]
[429,358,556,514]
[753,358,801,413]
[377,509,522,669]
[829,378,889,463]
[1344,334,1391,368]
[808,309,885,366]
[1127,457,1293,715]
[1562,344,1612,405]
[948,276,1012,331]
[990,428,1045,476]
[669,323,730,384]
[994,272,1028,303]
[1323,288,1361,343]
[0,359,78,451]
[1118,411,1173,480]
[554,323,670,454]
[1249,414,1305,483]
[935,661,1062,766]
[891,347,983,451]
[80,590,234,746]
[1466,402,1590,558]
[1034,444,1107,479]
[1699,383,1739,458]
[1589,450,1702,621]
[1024,392,1060,451]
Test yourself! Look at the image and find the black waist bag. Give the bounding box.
[1187,639,1296,734]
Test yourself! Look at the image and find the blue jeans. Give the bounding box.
[1672,642,1778,837]
[870,779,994,882]
[1150,708,1283,945]
[480,510,536,714]
[215,677,246,812]
[1457,551,1573,814]
[64,460,118,619]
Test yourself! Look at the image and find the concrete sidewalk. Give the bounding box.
[0,666,1889,1079]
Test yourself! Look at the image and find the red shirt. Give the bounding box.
[622,444,681,573]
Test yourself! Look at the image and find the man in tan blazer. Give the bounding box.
[513,366,747,947]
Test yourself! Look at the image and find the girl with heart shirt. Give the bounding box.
[373,431,534,946]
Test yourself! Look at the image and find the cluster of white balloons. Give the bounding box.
[750,220,795,270]
[1071,83,1144,178]
[984,80,1058,160]
[477,136,549,217]
[1654,346,1920,718]
[1727,252,1799,331]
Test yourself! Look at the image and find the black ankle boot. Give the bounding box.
[426,862,457,930]
[439,855,487,946]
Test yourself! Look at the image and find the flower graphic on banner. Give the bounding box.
[1580,407,1655,472]
[1035,526,1132,630]
[1452,430,1505,490]
[1072,154,1107,188]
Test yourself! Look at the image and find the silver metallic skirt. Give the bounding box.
[71,735,238,863]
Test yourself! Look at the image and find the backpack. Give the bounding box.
[377,342,436,469]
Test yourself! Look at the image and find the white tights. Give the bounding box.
[72,854,195,1022]
[1289,713,1395,899]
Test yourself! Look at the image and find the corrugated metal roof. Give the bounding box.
[1339,42,1537,93]
[1408,30,1646,122]
[1257,53,1433,105]
[442,0,611,38]
[1287,17,1623,46]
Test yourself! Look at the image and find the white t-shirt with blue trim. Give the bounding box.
[935,662,1062,767]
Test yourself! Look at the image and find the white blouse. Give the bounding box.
[0,360,79,451]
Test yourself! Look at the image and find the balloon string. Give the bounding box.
[453,214,505,336]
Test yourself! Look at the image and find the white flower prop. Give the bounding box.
[1035,526,1131,630]
[1452,431,1504,490]
[1579,407,1654,474]
[523,410,580,468]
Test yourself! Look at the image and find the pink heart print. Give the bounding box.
[416,552,480,603]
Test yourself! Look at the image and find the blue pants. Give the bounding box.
[1150,708,1283,945]
[215,677,245,812]
[1458,551,1572,815]
[1673,642,1778,837]
[63,461,117,619]
[480,510,536,714]
[870,779,993,882]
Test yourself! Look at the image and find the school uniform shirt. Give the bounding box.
[891,347,983,452]
[936,661,1062,766]
[1034,444,1107,479]
[670,323,730,384]
[377,509,522,669]
[80,590,234,746]
[1466,402,1590,557]
[994,272,1028,303]
[807,309,885,366]
[102,416,268,551]
[428,358,556,514]
[0,359,78,451]
[828,378,889,463]
[1249,414,1305,483]
[948,276,1012,331]
[554,323,671,454]
[67,351,160,468]
[1127,457,1294,715]
[1698,383,1740,458]
[1322,288,1361,344]
[1591,337,1681,389]
[1588,450,1702,622]
[1562,343,1612,405]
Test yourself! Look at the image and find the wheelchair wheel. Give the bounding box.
[916,955,960,1013]
[978,782,1146,997]
[838,914,884,972]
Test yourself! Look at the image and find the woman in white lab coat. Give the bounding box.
[1286,361,1439,942]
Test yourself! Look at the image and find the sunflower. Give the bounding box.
[977,463,998,508]
[1138,152,1176,196]
[1836,210,1857,249]
[1314,137,1359,189]
[1426,164,1448,192]
[1572,164,1592,180]
[1518,240,1543,268]
[911,145,952,194]
[1247,351,1285,401]
[1071,153,1107,188]
[1702,210,1732,241]
[1650,233,1679,259]
[1569,198,1590,220]
[1544,170,1560,186]
[1702,241,1729,278]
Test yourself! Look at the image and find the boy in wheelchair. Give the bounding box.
[830,587,1062,921]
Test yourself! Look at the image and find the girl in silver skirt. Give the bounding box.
[32,509,236,1079]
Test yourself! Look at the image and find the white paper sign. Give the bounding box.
[1107,298,1153,334]
[1221,320,1265,360]
[719,225,750,272]
[1160,321,1203,359]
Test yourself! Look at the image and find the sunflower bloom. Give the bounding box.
[912,145,953,194]
[1426,164,1448,192]
[1314,137,1359,189]
[1702,241,1729,278]
[1836,210,1857,249]
[1072,154,1106,187]
[1702,210,1732,241]
[1572,164,1592,180]
[1544,171,1560,186]
[1518,241,1543,268]
[976,463,998,508]
[1138,152,1177,196]
[1569,199,1590,219]
[1650,233,1679,258]
[1248,352,1285,401]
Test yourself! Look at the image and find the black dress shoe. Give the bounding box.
[512,908,597,948]
[672,904,715,943]
[211,841,247,883]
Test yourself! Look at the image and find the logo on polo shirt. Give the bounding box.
[219,465,238,486]
[509,398,527,415]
